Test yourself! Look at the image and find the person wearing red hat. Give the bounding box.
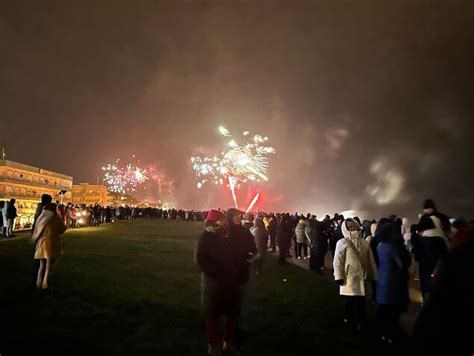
[195,209,241,356]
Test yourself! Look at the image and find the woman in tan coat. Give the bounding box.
[32,203,67,290]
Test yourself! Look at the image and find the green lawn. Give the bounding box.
[0,220,411,355]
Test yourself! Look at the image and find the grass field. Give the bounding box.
[0,219,411,355]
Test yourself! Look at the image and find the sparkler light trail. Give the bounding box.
[228,176,239,209]
[191,126,275,211]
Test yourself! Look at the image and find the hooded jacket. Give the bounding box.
[250,218,268,256]
[333,219,377,296]
[226,209,257,284]
[375,221,411,307]
[295,219,307,243]
[195,229,240,318]
[305,219,328,254]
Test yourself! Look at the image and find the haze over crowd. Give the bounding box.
[2,1,473,218]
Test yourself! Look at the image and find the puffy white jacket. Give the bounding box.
[333,220,377,296]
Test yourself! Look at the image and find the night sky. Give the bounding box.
[2,1,474,219]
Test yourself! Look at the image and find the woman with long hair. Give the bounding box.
[32,203,67,290]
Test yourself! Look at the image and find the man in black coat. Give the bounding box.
[226,209,257,284]
[413,238,474,356]
[6,199,17,237]
[196,209,241,355]
[422,198,451,237]
[306,217,328,274]
[268,214,278,252]
[328,214,344,262]
[277,214,293,264]
[412,214,448,300]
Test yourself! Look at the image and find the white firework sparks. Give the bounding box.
[190,126,276,189]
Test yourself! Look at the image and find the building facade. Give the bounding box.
[0,160,73,229]
[107,191,138,207]
[71,183,108,206]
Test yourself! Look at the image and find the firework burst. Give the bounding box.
[191,126,275,210]
[102,156,174,198]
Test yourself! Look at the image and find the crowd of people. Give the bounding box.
[0,199,18,237]
[195,199,474,355]
[0,195,209,238]
[5,193,472,355]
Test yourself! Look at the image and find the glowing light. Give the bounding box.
[102,156,173,196]
[191,127,275,209]
[219,126,231,137]
[245,193,260,213]
[228,176,239,209]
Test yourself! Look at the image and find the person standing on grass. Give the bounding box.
[6,198,17,237]
[295,218,308,259]
[32,203,67,290]
[329,214,344,263]
[196,209,241,356]
[250,217,267,274]
[268,214,278,252]
[32,194,53,232]
[413,237,474,356]
[0,201,6,237]
[333,218,377,330]
[375,220,411,345]
[277,214,293,264]
[412,214,448,301]
[306,217,328,274]
[226,208,257,334]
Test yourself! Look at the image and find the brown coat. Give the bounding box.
[34,214,67,260]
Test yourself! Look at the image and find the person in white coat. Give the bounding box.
[333,218,377,330]
[0,201,7,236]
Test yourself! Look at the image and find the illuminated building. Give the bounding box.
[107,191,138,206]
[0,159,73,229]
[71,183,108,206]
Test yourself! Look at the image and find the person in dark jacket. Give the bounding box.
[0,201,5,237]
[226,209,257,284]
[306,218,328,274]
[6,199,17,237]
[268,214,278,252]
[226,208,256,342]
[372,218,391,267]
[412,214,449,301]
[450,219,473,249]
[277,214,293,264]
[375,220,411,344]
[250,217,267,274]
[422,198,451,237]
[196,209,241,356]
[413,238,474,356]
[329,214,344,262]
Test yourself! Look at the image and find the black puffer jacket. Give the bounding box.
[195,230,240,318]
[226,209,257,284]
